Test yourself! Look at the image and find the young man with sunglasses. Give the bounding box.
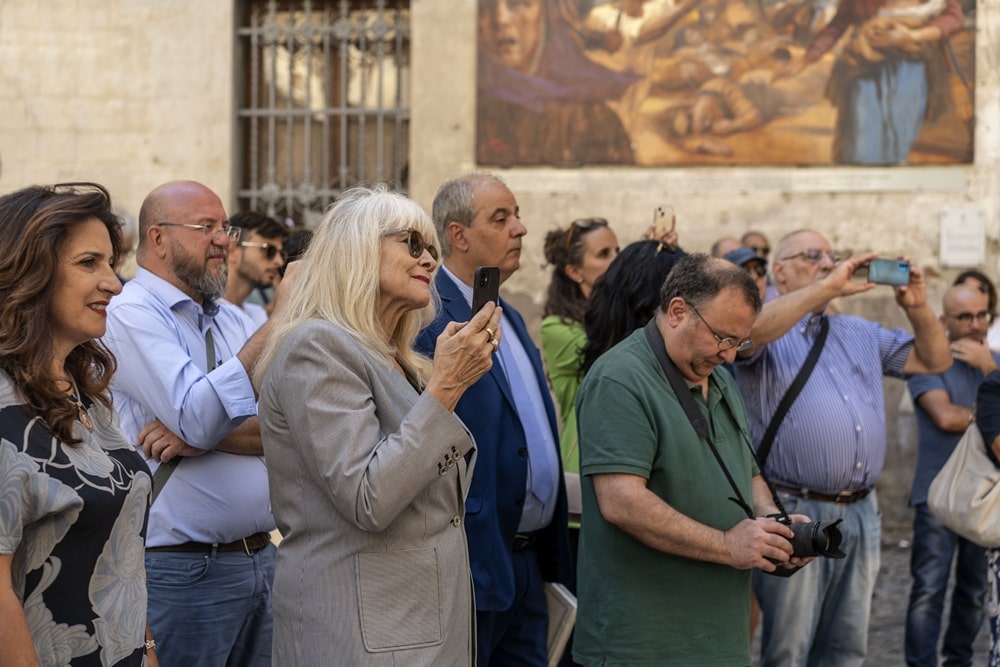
[731,229,951,667]
[224,211,288,330]
[904,285,997,667]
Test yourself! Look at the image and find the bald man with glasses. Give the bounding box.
[904,285,997,667]
[730,229,951,667]
[104,181,289,666]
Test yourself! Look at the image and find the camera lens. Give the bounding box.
[788,518,846,559]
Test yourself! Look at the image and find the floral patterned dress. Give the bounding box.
[0,373,151,666]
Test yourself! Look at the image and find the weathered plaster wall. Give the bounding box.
[0,1,235,214]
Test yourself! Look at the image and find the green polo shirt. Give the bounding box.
[574,328,757,666]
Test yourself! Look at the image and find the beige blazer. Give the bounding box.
[258,320,477,666]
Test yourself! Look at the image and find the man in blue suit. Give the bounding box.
[417,172,572,666]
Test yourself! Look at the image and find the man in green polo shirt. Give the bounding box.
[574,253,809,666]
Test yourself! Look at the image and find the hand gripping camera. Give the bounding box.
[765,513,846,577]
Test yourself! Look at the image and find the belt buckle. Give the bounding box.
[833,490,854,503]
[242,536,252,557]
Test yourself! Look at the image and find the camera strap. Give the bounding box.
[643,319,755,520]
[755,316,829,468]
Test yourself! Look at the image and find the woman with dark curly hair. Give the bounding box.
[0,183,155,666]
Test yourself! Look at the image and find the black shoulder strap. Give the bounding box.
[643,319,755,519]
[755,316,829,468]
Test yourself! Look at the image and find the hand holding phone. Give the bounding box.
[653,205,675,237]
[867,258,910,286]
[472,266,500,313]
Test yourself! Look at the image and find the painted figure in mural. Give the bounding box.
[476,0,635,166]
[580,0,698,136]
[799,0,965,164]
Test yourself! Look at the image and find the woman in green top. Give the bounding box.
[541,220,681,532]
[541,218,620,512]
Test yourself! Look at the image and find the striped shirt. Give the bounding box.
[734,313,913,492]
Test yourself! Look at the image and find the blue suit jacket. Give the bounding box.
[417,271,572,612]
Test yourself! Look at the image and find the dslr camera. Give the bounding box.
[764,514,846,577]
[774,514,846,559]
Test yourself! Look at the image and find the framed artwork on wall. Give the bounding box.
[475,0,975,168]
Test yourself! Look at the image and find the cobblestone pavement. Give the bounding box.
[752,521,991,666]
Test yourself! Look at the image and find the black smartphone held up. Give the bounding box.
[867,258,911,286]
[472,266,501,313]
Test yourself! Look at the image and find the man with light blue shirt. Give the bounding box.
[416,173,572,666]
[733,229,951,667]
[904,285,996,667]
[103,181,277,667]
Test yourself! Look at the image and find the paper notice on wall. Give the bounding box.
[939,208,985,267]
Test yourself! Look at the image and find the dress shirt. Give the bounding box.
[103,267,273,546]
[440,266,560,531]
[734,312,913,492]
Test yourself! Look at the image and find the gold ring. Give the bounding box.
[485,327,495,339]
[490,338,499,351]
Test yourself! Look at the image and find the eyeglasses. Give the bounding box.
[745,262,767,278]
[946,310,994,325]
[780,248,839,264]
[747,245,770,257]
[239,241,282,260]
[686,300,753,352]
[565,217,609,253]
[158,222,241,242]
[383,227,439,261]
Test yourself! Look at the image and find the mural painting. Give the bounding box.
[475,0,975,167]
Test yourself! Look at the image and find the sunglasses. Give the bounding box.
[383,227,439,261]
[745,262,767,278]
[239,241,282,260]
[747,245,770,256]
[565,217,609,253]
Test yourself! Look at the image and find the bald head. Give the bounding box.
[135,181,230,303]
[942,285,991,343]
[137,181,224,256]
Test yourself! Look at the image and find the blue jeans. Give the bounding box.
[754,491,881,667]
[145,543,275,667]
[905,503,987,666]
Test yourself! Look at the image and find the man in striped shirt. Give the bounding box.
[733,229,951,667]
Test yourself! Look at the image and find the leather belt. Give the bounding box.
[145,532,271,556]
[773,483,872,505]
[512,532,539,552]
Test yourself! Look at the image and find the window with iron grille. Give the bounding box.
[236,0,410,226]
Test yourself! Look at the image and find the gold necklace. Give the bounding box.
[67,380,93,432]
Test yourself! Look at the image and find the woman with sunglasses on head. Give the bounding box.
[541,218,679,612]
[0,183,156,666]
[254,185,501,665]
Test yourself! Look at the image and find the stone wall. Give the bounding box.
[1,0,998,522]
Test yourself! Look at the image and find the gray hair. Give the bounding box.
[431,172,508,257]
[659,253,762,314]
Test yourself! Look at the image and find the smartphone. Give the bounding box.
[653,205,675,237]
[472,266,500,313]
[867,258,911,286]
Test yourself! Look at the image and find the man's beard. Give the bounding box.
[171,240,228,300]
[238,260,273,290]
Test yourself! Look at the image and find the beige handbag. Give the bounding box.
[927,424,1000,547]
